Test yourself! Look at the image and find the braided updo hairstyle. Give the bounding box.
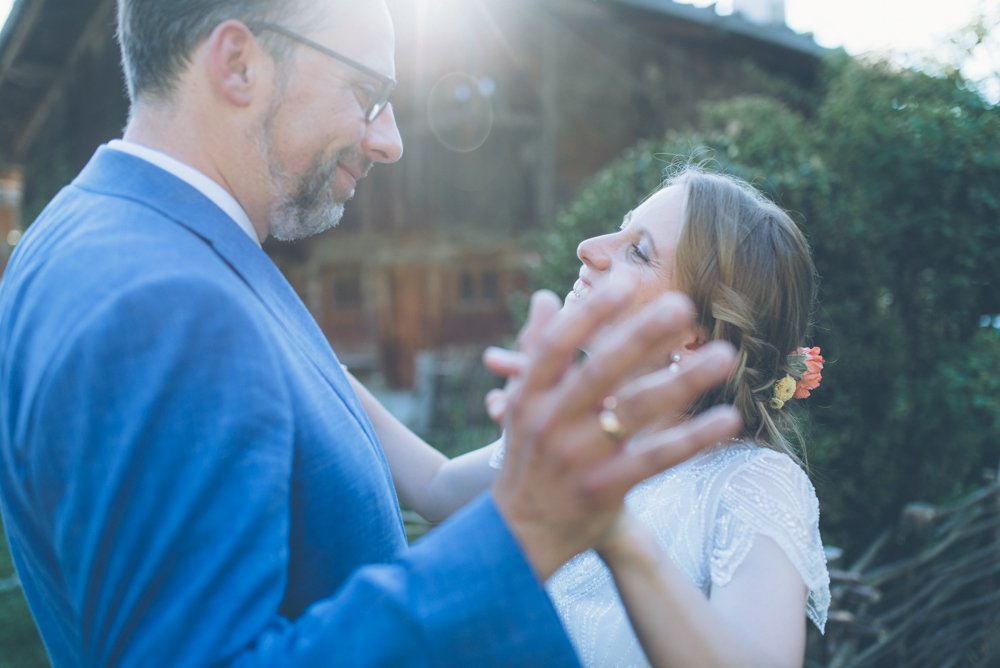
[669,167,817,464]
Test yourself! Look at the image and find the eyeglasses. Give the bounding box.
[252,21,395,123]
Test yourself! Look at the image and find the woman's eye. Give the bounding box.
[630,243,649,262]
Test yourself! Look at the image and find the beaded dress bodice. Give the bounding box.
[543,442,830,667]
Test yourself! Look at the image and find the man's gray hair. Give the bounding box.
[115,0,309,103]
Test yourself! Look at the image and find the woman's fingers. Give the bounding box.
[485,388,508,424]
[482,347,527,378]
[517,290,563,354]
[492,285,740,579]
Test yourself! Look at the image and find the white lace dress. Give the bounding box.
[498,441,830,667]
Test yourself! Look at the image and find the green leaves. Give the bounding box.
[532,55,1000,557]
[0,526,47,667]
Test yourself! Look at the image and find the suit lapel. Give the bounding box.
[73,147,383,448]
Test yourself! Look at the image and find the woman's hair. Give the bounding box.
[667,166,817,464]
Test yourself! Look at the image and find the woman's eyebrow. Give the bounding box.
[639,228,659,257]
[618,211,634,230]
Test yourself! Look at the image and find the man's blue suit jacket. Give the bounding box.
[0,147,578,666]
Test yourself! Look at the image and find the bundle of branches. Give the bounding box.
[810,469,1000,667]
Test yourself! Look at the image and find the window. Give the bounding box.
[481,271,498,302]
[333,274,362,309]
[456,269,500,307]
[459,272,476,303]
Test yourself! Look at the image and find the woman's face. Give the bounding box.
[567,184,686,325]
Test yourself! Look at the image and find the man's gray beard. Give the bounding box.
[257,106,346,242]
[268,151,345,242]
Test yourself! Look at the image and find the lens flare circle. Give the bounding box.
[427,72,495,153]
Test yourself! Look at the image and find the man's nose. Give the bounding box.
[363,104,403,164]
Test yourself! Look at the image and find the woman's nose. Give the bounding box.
[577,233,616,269]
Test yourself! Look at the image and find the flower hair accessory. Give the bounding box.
[770,346,824,410]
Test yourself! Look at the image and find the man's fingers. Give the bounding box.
[516,281,636,395]
[554,292,696,415]
[609,341,737,435]
[584,405,742,501]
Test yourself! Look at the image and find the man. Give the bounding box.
[0,0,739,665]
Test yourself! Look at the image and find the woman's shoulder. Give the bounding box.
[629,440,818,538]
[709,441,830,631]
[704,440,814,490]
[710,441,819,517]
[632,440,807,498]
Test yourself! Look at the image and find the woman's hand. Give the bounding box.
[595,510,661,569]
[482,346,527,425]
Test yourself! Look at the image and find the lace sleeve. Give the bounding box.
[710,451,830,632]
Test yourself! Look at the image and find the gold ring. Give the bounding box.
[598,397,627,442]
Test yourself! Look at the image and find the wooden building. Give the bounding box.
[0,167,20,275]
[0,0,826,386]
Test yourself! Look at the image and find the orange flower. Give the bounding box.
[793,346,824,399]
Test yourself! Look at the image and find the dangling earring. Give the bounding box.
[668,352,681,374]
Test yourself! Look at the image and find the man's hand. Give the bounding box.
[491,285,739,580]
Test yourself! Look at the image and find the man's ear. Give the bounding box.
[205,20,264,107]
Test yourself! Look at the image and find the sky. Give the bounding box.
[0,0,996,98]
[690,0,999,100]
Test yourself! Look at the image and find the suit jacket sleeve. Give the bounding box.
[27,273,577,667]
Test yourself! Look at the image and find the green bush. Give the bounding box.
[529,55,1000,556]
[0,525,48,667]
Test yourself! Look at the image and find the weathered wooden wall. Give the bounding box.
[280,0,824,386]
[1,0,823,386]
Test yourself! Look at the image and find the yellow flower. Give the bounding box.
[770,375,797,409]
[774,375,796,401]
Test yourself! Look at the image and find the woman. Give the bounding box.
[349,165,829,667]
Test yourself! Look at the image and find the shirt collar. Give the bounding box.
[107,139,261,246]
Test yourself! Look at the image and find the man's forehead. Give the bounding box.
[317,0,394,38]
[311,0,396,73]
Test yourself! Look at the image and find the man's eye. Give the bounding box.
[354,83,378,103]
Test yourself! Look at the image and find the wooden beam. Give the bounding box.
[14,0,117,159]
[536,11,557,229]
[0,0,50,91]
[5,60,61,86]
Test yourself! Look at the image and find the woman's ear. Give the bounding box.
[665,331,706,372]
[683,332,708,352]
[205,20,263,107]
